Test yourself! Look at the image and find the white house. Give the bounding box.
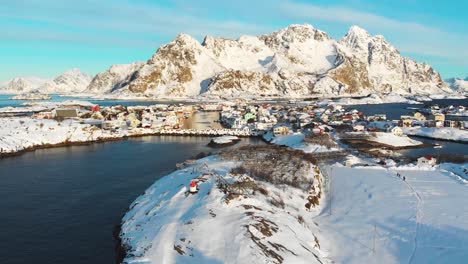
[353,125,365,132]
[417,156,437,166]
[390,126,403,137]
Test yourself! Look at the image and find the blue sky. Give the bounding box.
[1,0,466,83]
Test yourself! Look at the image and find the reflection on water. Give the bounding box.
[182,111,222,130]
[0,136,263,264]
[394,136,467,161]
[345,98,468,121]
[0,94,198,108]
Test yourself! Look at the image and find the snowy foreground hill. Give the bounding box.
[119,143,468,264]
[86,24,451,98]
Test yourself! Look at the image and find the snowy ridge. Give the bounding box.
[38,69,92,94]
[1,69,93,95]
[446,77,468,93]
[83,24,450,98]
[0,76,49,94]
[120,151,327,264]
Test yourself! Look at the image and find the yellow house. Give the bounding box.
[414,112,426,121]
[433,113,445,122]
[273,125,291,136]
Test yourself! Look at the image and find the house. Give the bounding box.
[390,126,403,136]
[244,112,256,122]
[413,112,426,121]
[374,114,387,121]
[273,124,291,136]
[91,105,101,112]
[54,108,78,119]
[444,120,458,128]
[417,156,437,166]
[353,125,365,132]
[461,121,468,130]
[401,116,414,127]
[33,111,53,119]
[432,113,445,122]
[435,120,444,128]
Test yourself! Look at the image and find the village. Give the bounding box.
[0,99,467,162]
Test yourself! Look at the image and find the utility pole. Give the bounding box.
[372,224,377,254]
[329,166,333,216]
[434,144,442,163]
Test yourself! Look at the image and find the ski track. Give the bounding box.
[401,175,423,264]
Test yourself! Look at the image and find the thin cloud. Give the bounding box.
[278,1,468,60]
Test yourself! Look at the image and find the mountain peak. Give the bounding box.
[347,25,371,38]
[173,33,200,47]
[340,25,372,54]
[62,68,84,75]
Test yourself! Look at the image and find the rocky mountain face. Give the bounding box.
[84,24,451,98]
[86,62,144,94]
[38,69,93,94]
[446,77,468,93]
[0,76,49,94]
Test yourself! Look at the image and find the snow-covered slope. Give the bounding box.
[125,34,224,97]
[446,77,468,93]
[120,148,327,264]
[0,76,49,94]
[86,62,144,94]
[338,26,448,95]
[83,24,451,98]
[38,69,93,94]
[316,163,468,263]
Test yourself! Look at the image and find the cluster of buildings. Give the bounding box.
[31,103,193,131]
[18,100,468,139]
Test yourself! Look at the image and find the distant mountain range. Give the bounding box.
[1,24,464,98]
[0,69,92,95]
[445,77,468,93]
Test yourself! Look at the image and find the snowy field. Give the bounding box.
[370,132,423,147]
[0,118,112,153]
[316,163,468,263]
[403,127,468,142]
[265,132,341,153]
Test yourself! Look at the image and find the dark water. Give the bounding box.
[344,98,468,120]
[395,136,468,161]
[0,136,262,264]
[0,94,191,108]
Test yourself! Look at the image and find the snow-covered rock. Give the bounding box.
[0,76,49,94]
[446,77,468,93]
[369,132,423,147]
[85,24,450,98]
[402,127,468,142]
[339,26,448,95]
[86,62,144,94]
[209,135,240,146]
[120,152,327,264]
[38,69,93,94]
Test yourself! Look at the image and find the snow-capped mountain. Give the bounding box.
[0,76,49,94]
[86,62,144,94]
[38,69,93,94]
[85,24,451,98]
[1,69,93,95]
[446,77,468,93]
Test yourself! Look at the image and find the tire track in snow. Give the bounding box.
[402,177,423,264]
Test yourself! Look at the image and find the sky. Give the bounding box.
[0,0,467,83]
